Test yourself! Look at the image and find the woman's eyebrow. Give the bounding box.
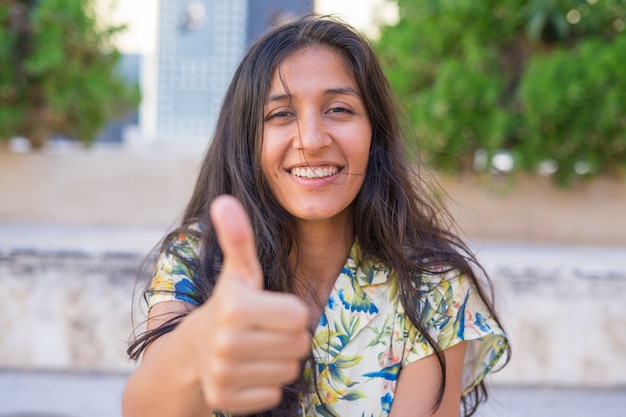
[266,86,361,103]
[324,86,361,98]
[266,93,290,103]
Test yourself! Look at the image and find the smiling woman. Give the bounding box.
[122,15,509,417]
[261,46,371,226]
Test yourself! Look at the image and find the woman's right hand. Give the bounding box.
[175,195,311,414]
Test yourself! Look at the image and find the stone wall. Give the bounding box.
[477,243,626,387]
[1,235,625,387]
[0,248,142,373]
[440,174,626,247]
[0,146,199,228]
[1,147,626,245]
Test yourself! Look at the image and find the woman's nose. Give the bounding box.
[294,113,331,154]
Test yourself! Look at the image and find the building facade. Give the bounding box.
[154,0,313,143]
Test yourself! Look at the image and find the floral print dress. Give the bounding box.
[148,229,508,417]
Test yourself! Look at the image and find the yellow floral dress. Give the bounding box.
[148,230,508,417]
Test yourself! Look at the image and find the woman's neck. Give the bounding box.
[290,215,354,326]
[292,217,353,280]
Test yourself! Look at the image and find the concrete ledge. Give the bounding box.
[477,243,626,388]
[0,248,142,374]
[1,227,625,388]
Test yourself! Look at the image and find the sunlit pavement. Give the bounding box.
[0,371,624,417]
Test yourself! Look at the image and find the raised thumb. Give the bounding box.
[209,195,263,290]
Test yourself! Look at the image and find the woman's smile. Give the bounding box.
[289,165,341,179]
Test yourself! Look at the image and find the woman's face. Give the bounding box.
[261,46,372,227]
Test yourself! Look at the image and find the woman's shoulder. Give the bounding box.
[416,264,467,289]
[163,222,204,258]
[410,261,486,315]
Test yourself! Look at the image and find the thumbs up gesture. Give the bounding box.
[179,195,311,414]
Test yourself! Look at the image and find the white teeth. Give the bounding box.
[290,166,339,178]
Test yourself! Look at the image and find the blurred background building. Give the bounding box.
[98,0,394,145]
[152,0,315,143]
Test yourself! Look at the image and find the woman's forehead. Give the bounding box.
[266,46,355,95]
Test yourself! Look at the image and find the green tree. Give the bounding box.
[377,0,626,185]
[0,0,140,148]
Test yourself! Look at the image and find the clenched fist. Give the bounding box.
[178,195,311,414]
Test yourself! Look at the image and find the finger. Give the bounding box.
[210,195,263,290]
[210,356,303,388]
[214,289,309,331]
[241,292,309,332]
[204,383,282,414]
[215,327,311,360]
[226,359,303,387]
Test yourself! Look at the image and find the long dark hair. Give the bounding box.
[128,14,509,416]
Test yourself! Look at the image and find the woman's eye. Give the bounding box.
[328,107,352,114]
[266,110,293,121]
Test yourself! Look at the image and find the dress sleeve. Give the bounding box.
[402,271,509,394]
[146,226,202,311]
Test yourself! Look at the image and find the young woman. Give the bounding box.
[122,15,509,417]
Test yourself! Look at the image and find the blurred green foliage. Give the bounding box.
[377,0,626,185]
[0,0,140,147]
